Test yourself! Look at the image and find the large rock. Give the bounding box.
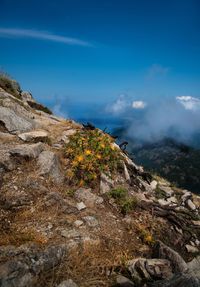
[18,130,49,143]
[38,150,64,183]
[128,258,173,283]
[9,143,44,159]
[0,244,66,287]
[150,274,200,287]
[154,241,188,273]
[188,256,200,279]
[0,149,15,172]
[0,106,35,133]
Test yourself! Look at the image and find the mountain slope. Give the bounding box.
[0,78,200,287]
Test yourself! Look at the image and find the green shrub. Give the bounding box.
[120,197,138,215]
[109,187,137,215]
[0,72,21,98]
[27,101,52,114]
[109,187,128,199]
[64,129,122,186]
[155,186,167,199]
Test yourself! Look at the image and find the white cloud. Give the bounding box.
[0,28,92,47]
[176,96,200,111]
[132,100,147,109]
[106,94,129,114]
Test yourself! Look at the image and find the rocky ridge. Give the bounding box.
[0,82,200,287]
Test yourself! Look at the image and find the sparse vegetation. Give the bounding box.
[109,186,128,199]
[120,197,138,215]
[27,101,52,114]
[0,72,21,98]
[109,187,138,214]
[155,186,167,199]
[64,128,122,186]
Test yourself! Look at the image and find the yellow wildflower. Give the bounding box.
[110,144,115,150]
[79,179,85,187]
[77,155,84,162]
[145,234,154,243]
[85,149,92,155]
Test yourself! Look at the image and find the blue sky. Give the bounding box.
[0,0,200,119]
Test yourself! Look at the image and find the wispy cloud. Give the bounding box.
[105,94,130,114]
[0,28,92,47]
[146,64,170,80]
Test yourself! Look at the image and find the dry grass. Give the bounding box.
[42,242,135,287]
[0,227,48,246]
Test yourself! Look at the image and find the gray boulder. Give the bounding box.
[18,130,49,143]
[38,151,64,183]
[0,106,35,133]
[0,244,66,287]
[9,143,44,159]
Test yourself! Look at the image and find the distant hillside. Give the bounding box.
[131,138,200,194]
[114,125,200,194]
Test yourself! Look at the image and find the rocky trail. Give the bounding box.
[0,80,200,286]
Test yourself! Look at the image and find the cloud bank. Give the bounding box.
[176,96,200,111]
[105,94,200,146]
[0,28,92,47]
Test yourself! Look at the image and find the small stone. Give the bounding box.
[195,239,200,246]
[167,196,177,204]
[83,216,99,227]
[150,180,158,190]
[186,199,196,211]
[74,220,84,227]
[123,163,131,182]
[181,191,192,202]
[61,129,77,143]
[158,199,169,206]
[192,220,200,227]
[57,279,78,287]
[75,188,103,207]
[76,202,86,211]
[185,245,199,253]
[116,275,135,286]
[61,229,80,239]
[100,173,113,194]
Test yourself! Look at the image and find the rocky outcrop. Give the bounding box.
[0,244,66,287]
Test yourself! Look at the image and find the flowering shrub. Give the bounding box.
[64,129,121,186]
